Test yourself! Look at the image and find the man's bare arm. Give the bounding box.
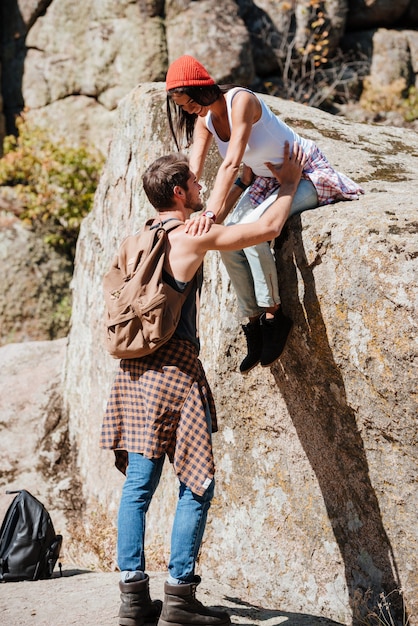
[199,142,305,252]
[170,142,305,282]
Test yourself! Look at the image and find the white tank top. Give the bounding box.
[205,88,313,178]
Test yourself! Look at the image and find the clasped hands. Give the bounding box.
[185,141,305,236]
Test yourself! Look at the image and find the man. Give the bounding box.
[100,142,305,626]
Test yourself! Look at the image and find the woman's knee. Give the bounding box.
[290,179,318,215]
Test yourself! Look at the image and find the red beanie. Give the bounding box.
[166,55,216,91]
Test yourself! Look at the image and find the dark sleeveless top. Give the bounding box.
[163,265,203,352]
[150,218,203,352]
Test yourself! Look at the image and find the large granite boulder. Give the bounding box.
[20,0,167,154]
[0,338,81,535]
[63,83,418,623]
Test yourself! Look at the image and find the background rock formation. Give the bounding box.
[1,0,418,154]
[60,83,418,623]
[0,211,73,345]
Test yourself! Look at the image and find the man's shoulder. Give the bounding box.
[167,225,209,269]
[169,225,206,249]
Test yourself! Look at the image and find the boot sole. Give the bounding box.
[240,359,260,374]
[119,617,158,626]
[120,612,161,626]
[119,618,143,626]
[158,618,231,626]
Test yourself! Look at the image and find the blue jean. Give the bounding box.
[221,178,318,318]
[117,452,215,583]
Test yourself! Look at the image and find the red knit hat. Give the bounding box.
[166,55,216,91]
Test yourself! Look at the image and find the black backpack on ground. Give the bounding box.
[0,489,63,581]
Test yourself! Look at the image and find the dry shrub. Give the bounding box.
[64,502,118,571]
[63,501,168,573]
[360,78,408,114]
[256,0,369,109]
[352,587,411,626]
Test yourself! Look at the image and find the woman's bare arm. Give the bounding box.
[189,117,213,180]
[204,90,260,222]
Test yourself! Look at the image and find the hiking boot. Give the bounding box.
[240,319,262,373]
[260,308,293,367]
[119,576,162,626]
[157,577,231,626]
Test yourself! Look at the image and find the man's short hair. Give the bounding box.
[142,153,190,210]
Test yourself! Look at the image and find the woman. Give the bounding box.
[166,55,363,373]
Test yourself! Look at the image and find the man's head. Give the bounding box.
[142,153,203,213]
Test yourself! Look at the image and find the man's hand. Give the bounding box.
[265,141,306,187]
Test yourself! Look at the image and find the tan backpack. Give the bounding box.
[103,218,192,359]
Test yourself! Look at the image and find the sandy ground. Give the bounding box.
[0,566,344,626]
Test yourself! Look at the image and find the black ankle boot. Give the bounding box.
[260,308,293,367]
[158,577,230,626]
[119,576,162,626]
[240,319,262,373]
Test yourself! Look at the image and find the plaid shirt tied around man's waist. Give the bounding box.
[100,338,217,497]
[248,143,364,206]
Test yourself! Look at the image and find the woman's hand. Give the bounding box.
[184,214,215,236]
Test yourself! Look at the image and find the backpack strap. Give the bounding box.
[143,218,195,298]
[147,217,185,234]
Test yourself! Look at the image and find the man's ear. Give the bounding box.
[173,185,186,200]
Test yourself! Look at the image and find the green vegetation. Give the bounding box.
[0,114,105,263]
[402,86,418,122]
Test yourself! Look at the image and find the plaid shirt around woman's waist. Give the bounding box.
[248,143,364,207]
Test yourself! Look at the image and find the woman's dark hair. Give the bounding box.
[166,84,224,151]
[142,153,190,210]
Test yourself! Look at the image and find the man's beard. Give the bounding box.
[185,191,203,213]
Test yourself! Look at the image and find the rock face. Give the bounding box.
[365,28,418,92]
[0,212,73,346]
[165,0,254,86]
[0,338,82,535]
[63,84,418,623]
